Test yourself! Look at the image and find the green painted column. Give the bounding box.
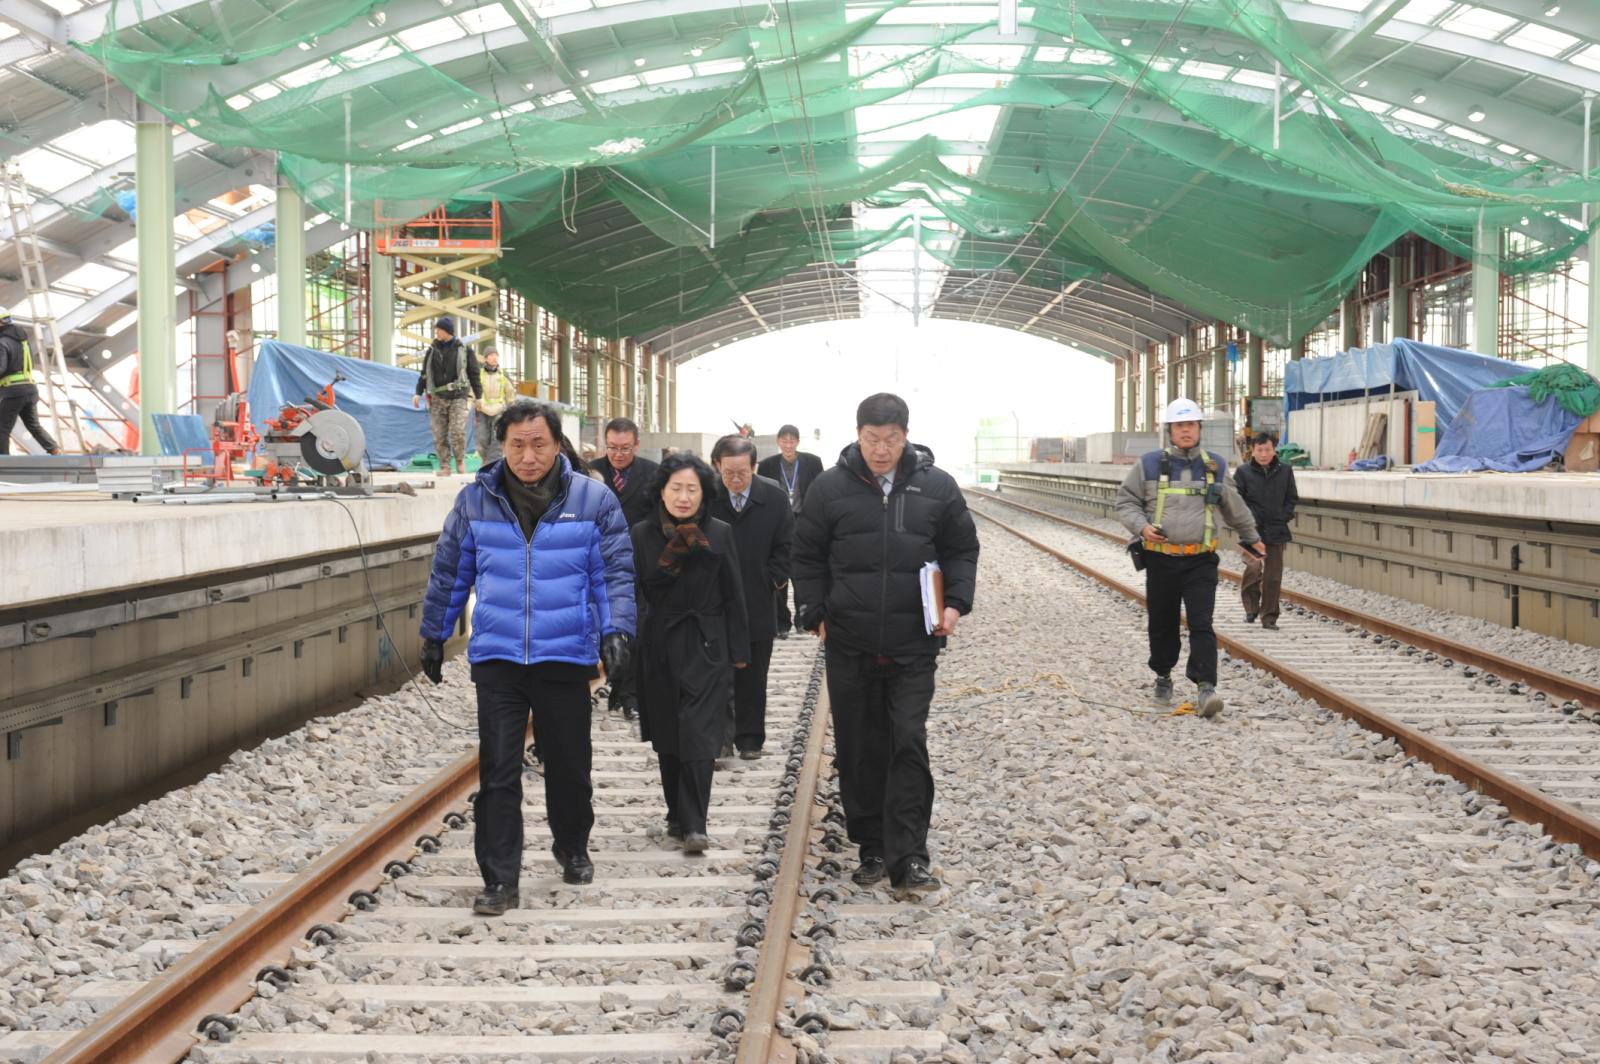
[1165,336,1180,404]
[585,335,601,423]
[135,114,176,456]
[524,306,542,386]
[369,247,394,365]
[1588,230,1600,376]
[1473,214,1500,357]
[1112,356,1124,434]
[276,175,306,346]
[557,319,574,405]
[1247,335,1264,400]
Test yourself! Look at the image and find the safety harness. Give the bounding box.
[425,341,469,397]
[1144,446,1223,556]
[0,336,32,388]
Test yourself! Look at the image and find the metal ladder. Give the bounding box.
[2,160,88,453]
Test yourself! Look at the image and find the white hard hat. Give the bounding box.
[1162,397,1204,424]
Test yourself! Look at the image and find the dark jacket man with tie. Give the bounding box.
[756,424,823,632]
[710,435,794,757]
[590,417,659,715]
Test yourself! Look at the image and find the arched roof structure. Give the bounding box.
[4,0,1600,379]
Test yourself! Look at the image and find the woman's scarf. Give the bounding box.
[656,503,711,577]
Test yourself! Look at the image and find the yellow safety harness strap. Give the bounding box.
[0,338,32,388]
[1147,447,1218,552]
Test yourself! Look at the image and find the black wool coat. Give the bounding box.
[708,475,794,644]
[756,451,824,512]
[1233,457,1299,545]
[792,443,980,659]
[591,454,661,529]
[631,514,751,760]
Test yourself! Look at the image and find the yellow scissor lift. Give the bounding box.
[375,201,502,362]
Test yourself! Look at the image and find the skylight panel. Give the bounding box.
[1440,7,1518,40]
[458,6,517,33]
[527,0,592,13]
[1069,49,1114,66]
[55,263,128,291]
[1571,46,1600,72]
[878,5,994,24]
[1391,108,1442,128]
[227,94,254,110]
[693,58,747,77]
[38,0,88,12]
[1231,69,1277,89]
[251,83,283,101]
[1305,0,1366,9]
[1444,123,1491,144]
[1179,60,1231,80]
[397,17,469,51]
[340,39,402,68]
[1496,142,1520,155]
[1505,24,1580,57]
[589,74,640,94]
[1034,46,1068,63]
[279,59,338,88]
[539,89,577,106]
[396,134,434,151]
[1394,0,1455,23]
[13,148,93,193]
[440,116,484,135]
[640,65,695,86]
[50,121,135,166]
[0,24,17,41]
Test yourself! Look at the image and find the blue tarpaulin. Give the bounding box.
[1415,386,1581,473]
[1282,340,1526,432]
[248,340,461,469]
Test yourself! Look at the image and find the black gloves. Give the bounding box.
[419,638,445,684]
[795,604,824,633]
[601,632,632,678]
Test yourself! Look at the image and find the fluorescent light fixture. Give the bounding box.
[1411,92,1426,104]
[1467,107,1486,122]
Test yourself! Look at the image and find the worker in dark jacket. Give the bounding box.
[710,434,794,758]
[792,393,980,898]
[632,452,750,853]
[1234,433,1299,631]
[591,417,660,719]
[757,424,823,634]
[0,309,60,455]
[411,315,483,477]
[419,401,635,913]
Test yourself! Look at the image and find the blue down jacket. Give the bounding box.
[420,455,636,664]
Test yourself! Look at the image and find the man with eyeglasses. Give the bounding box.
[591,417,659,718]
[792,393,980,900]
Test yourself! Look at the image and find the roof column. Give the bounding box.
[556,318,574,405]
[135,109,176,456]
[275,169,306,347]
[1112,354,1124,434]
[1473,212,1500,358]
[369,244,393,365]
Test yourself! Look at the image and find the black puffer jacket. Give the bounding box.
[1233,457,1299,545]
[792,442,979,659]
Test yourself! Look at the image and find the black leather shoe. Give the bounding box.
[1261,620,1279,631]
[1244,612,1258,624]
[666,819,684,841]
[682,831,710,854]
[892,860,941,898]
[851,856,886,886]
[472,883,518,916]
[552,845,594,885]
[738,747,761,761]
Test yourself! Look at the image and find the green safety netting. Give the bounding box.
[75,0,1600,347]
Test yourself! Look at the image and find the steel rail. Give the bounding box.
[973,489,1600,713]
[737,671,832,1063]
[44,737,483,1063]
[971,505,1600,862]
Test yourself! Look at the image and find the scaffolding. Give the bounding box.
[375,201,502,361]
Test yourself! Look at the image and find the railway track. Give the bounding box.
[968,491,1600,862]
[10,642,946,1063]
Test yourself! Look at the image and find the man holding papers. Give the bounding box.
[792,393,980,898]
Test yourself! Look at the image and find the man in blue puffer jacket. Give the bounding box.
[419,401,636,914]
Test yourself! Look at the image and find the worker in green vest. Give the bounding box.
[411,315,482,476]
[475,344,518,465]
[0,308,61,455]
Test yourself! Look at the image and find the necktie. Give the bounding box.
[613,468,625,493]
[878,475,891,495]
[734,493,745,512]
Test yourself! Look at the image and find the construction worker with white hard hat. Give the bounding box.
[1114,397,1263,718]
[0,307,62,456]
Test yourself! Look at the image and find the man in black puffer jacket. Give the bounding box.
[792,392,979,898]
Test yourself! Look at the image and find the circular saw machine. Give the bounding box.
[260,373,371,489]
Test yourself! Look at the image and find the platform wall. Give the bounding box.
[996,463,1600,650]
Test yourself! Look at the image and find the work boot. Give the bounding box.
[552,844,594,885]
[851,856,886,886]
[892,860,941,899]
[1153,674,1174,705]
[455,461,466,475]
[1196,684,1225,719]
[472,883,518,916]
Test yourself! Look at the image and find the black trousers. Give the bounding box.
[733,638,775,752]
[775,582,793,632]
[0,387,57,455]
[825,643,937,879]
[658,753,714,835]
[1144,552,1220,686]
[472,660,594,887]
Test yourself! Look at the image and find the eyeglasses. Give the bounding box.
[859,431,905,452]
[605,444,635,455]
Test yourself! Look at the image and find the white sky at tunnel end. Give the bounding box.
[676,318,1115,485]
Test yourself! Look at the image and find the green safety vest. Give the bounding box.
[1150,446,1219,553]
[0,336,33,388]
[425,342,469,396]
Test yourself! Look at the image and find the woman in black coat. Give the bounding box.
[631,453,751,853]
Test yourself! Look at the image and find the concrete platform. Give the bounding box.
[1,472,465,610]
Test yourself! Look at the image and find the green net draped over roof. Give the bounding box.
[78,0,1600,346]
